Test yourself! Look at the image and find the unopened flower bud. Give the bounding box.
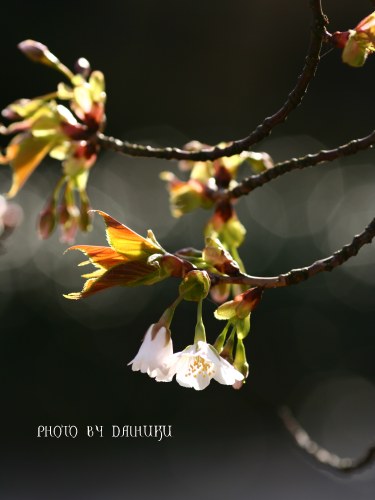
[18,40,59,66]
[214,287,263,320]
[79,195,92,232]
[213,163,232,189]
[59,202,80,243]
[179,270,210,301]
[236,315,251,340]
[18,39,74,80]
[60,218,79,244]
[58,204,70,225]
[233,337,249,387]
[38,199,56,239]
[74,57,91,78]
[2,106,22,121]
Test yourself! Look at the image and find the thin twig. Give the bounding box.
[279,406,375,473]
[229,129,375,199]
[97,1,328,162]
[209,215,375,288]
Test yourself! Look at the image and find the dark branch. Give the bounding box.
[98,1,328,162]
[279,406,375,473]
[209,215,375,288]
[229,129,375,199]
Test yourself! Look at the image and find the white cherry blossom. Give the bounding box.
[128,324,173,382]
[168,341,244,390]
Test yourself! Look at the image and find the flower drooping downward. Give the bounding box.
[128,324,173,382]
[166,298,243,390]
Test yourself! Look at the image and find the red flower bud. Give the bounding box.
[38,200,56,239]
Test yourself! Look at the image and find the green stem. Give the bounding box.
[194,299,207,343]
[159,295,183,328]
[230,246,245,273]
[52,175,67,205]
[220,325,236,363]
[57,62,75,82]
[214,320,231,353]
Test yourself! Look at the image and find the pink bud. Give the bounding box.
[18,40,58,66]
[59,219,79,244]
[38,201,56,239]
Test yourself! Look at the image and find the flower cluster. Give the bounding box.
[128,283,248,391]
[129,324,244,391]
[161,141,272,240]
[161,140,272,304]
[0,13,374,396]
[0,40,106,242]
[66,211,262,390]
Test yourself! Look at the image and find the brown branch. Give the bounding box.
[229,129,375,199]
[97,1,328,162]
[279,406,375,473]
[209,215,375,288]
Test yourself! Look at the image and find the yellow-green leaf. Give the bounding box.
[96,210,164,259]
[7,134,56,198]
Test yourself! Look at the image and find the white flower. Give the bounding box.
[168,341,244,391]
[128,324,173,382]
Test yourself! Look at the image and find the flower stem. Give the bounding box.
[214,320,231,353]
[52,175,67,205]
[220,325,236,363]
[194,299,207,343]
[230,246,245,273]
[159,295,183,328]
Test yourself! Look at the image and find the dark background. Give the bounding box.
[0,1,375,498]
